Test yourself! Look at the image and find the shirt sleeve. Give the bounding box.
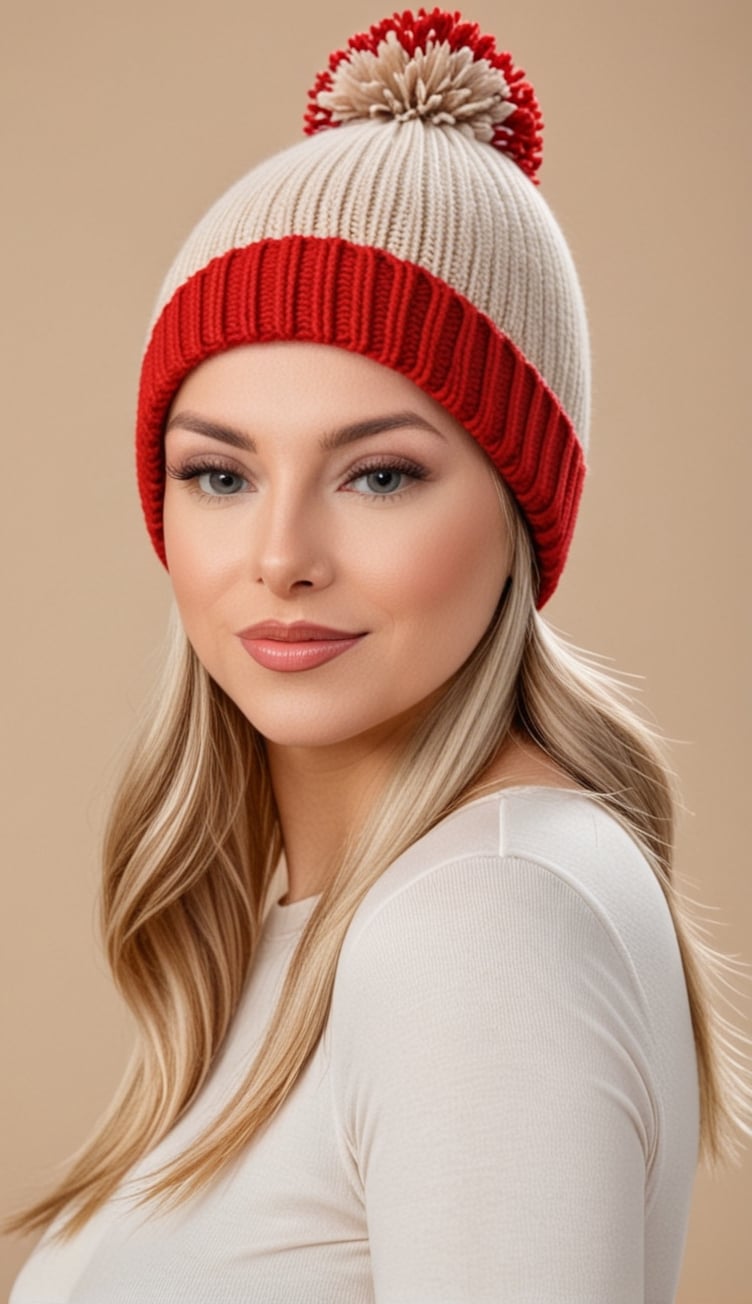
[327,853,660,1304]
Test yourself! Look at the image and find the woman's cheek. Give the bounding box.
[386,502,504,615]
[164,499,245,603]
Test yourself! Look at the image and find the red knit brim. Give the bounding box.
[136,235,585,607]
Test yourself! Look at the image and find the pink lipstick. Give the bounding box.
[236,621,366,673]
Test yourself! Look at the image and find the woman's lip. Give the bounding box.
[238,634,365,672]
[237,621,365,641]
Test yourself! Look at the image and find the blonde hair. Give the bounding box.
[7,477,752,1242]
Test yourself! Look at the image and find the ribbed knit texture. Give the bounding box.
[146,120,587,424]
[138,234,584,606]
[12,790,699,1303]
[137,108,591,606]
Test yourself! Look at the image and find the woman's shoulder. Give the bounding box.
[331,784,696,1082]
[340,785,671,970]
[330,784,696,1140]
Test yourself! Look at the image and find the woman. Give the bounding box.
[7,7,751,1300]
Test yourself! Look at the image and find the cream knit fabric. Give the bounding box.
[148,119,590,450]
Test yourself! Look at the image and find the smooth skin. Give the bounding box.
[163,342,567,901]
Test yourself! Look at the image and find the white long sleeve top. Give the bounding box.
[11,788,699,1302]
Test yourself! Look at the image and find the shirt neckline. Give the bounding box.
[263,888,322,939]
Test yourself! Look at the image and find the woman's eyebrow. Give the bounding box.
[164,409,447,451]
[164,412,254,450]
[320,412,447,449]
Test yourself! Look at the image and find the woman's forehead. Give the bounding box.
[166,342,476,447]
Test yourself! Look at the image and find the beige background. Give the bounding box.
[2,0,750,1298]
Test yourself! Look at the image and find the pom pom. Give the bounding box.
[304,7,543,183]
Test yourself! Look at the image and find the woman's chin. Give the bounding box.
[234,695,439,755]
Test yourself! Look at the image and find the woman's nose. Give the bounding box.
[252,489,335,596]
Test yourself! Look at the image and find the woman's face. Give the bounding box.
[163,343,511,751]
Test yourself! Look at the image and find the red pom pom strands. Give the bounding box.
[304,7,543,183]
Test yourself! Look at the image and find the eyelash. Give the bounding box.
[164,455,429,503]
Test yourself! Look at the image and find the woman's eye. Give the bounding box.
[355,468,405,495]
[345,461,426,497]
[197,469,247,496]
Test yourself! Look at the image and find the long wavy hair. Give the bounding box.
[7,475,752,1242]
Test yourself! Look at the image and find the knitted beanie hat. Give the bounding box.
[136,7,589,607]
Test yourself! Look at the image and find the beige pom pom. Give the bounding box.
[316,30,516,143]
